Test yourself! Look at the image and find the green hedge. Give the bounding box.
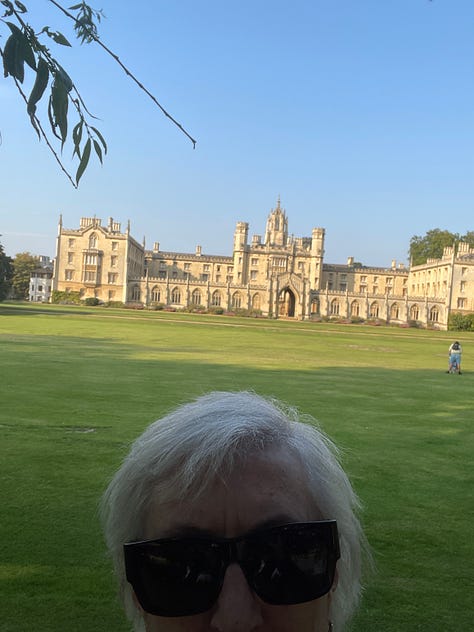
[51,290,82,304]
[448,312,474,331]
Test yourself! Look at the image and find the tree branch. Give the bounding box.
[0,46,78,188]
[48,0,197,148]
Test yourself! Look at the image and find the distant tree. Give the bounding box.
[409,229,474,265]
[12,251,37,299]
[0,242,13,300]
[461,231,474,248]
[0,1,195,187]
[409,229,459,266]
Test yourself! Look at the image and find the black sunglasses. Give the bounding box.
[123,520,340,617]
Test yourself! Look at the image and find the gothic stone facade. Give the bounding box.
[52,202,474,330]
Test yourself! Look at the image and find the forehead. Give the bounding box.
[145,445,321,539]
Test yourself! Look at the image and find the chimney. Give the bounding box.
[153,242,160,253]
[391,259,396,269]
[196,245,202,256]
[347,256,354,266]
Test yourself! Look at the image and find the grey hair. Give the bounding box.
[100,391,368,631]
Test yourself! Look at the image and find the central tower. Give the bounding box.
[265,197,288,247]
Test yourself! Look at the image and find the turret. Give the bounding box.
[310,227,325,290]
[233,222,249,284]
[233,222,249,251]
[311,227,325,256]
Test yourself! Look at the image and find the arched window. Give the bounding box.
[410,304,419,320]
[211,290,221,306]
[232,292,242,308]
[151,286,160,302]
[390,303,399,319]
[131,285,140,301]
[191,289,202,305]
[370,302,379,318]
[171,287,181,304]
[350,300,360,316]
[429,306,439,322]
[330,299,339,315]
[89,233,97,249]
[252,293,261,310]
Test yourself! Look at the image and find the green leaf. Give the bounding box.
[55,64,73,92]
[5,21,23,37]
[72,120,83,146]
[2,34,19,79]
[41,27,72,47]
[49,79,69,146]
[4,22,36,73]
[90,126,107,154]
[14,44,24,82]
[14,1,27,12]
[72,120,84,158]
[18,31,37,71]
[47,93,56,138]
[93,139,103,164]
[68,4,84,9]
[76,138,91,185]
[1,1,14,17]
[51,31,72,47]
[27,58,49,117]
[3,26,28,83]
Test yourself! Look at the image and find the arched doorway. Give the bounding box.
[278,287,296,317]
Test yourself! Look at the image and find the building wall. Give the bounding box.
[54,215,143,303]
[407,242,474,326]
[450,247,474,313]
[28,256,53,302]
[52,204,474,330]
[29,268,53,302]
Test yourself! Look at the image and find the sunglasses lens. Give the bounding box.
[125,540,224,617]
[124,522,339,616]
[241,524,336,605]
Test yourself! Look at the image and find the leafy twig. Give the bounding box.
[0,46,77,187]
[48,0,197,148]
[1,0,196,187]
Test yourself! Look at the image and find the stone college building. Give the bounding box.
[52,200,474,330]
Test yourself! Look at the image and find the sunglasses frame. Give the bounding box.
[124,520,340,617]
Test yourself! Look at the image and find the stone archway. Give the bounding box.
[278,287,296,317]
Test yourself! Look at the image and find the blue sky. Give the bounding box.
[1,0,473,266]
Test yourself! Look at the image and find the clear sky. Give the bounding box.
[1,0,473,266]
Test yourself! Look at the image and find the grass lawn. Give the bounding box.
[1,302,473,631]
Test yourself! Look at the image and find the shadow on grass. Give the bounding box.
[1,345,473,632]
[2,305,473,631]
[0,303,93,317]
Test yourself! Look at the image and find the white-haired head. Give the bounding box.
[101,391,367,631]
